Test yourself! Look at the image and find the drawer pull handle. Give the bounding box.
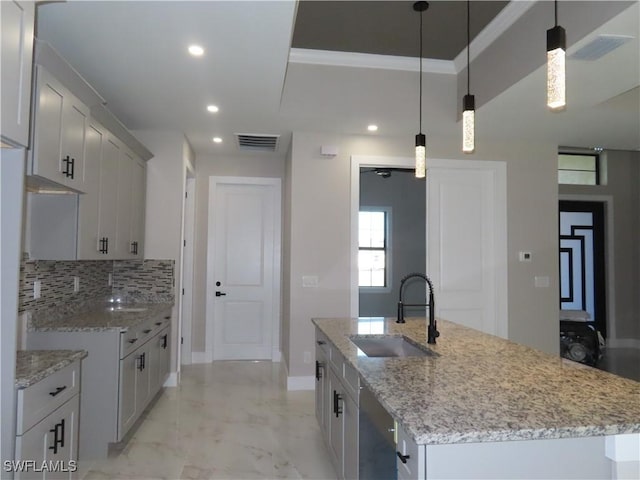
[333,390,342,417]
[316,340,326,345]
[164,316,171,320]
[128,338,138,344]
[48,418,65,454]
[155,322,162,326]
[396,451,411,464]
[162,334,168,349]
[143,329,152,334]
[49,386,67,397]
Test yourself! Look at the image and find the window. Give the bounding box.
[358,209,389,288]
[558,153,600,185]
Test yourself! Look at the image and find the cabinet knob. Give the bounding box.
[128,338,137,344]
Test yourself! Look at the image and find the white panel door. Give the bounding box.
[208,178,281,360]
[427,162,507,337]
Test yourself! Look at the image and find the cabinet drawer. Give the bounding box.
[16,361,80,435]
[120,328,140,358]
[396,423,426,480]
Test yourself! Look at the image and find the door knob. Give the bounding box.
[215,291,227,297]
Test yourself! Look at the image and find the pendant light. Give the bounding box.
[462,0,475,153]
[414,1,428,179]
[547,0,566,110]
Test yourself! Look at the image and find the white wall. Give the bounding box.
[1,148,26,470]
[284,132,559,380]
[133,130,195,377]
[191,154,286,353]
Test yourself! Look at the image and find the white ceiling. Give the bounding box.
[35,1,639,159]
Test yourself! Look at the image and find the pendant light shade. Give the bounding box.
[462,94,475,153]
[547,1,566,110]
[413,1,428,179]
[462,0,475,153]
[415,133,426,179]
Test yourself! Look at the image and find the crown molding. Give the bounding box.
[289,48,456,75]
[453,0,537,73]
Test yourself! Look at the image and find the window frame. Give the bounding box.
[558,152,601,186]
[358,206,392,293]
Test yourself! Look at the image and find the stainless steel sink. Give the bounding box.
[350,335,435,358]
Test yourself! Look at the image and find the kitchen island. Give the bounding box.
[313,316,640,479]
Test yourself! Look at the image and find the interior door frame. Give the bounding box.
[350,155,508,338]
[559,194,615,343]
[205,176,282,362]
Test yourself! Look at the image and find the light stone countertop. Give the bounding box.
[29,302,174,333]
[312,317,640,445]
[16,350,87,389]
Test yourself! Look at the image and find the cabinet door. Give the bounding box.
[129,156,146,257]
[97,135,120,258]
[135,345,151,414]
[0,0,35,147]
[328,368,344,478]
[343,392,359,480]
[117,351,138,440]
[315,346,327,432]
[115,149,134,258]
[15,394,79,480]
[30,68,88,191]
[76,121,103,259]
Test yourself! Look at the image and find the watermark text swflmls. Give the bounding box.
[3,460,77,473]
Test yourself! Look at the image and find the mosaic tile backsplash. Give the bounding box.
[18,257,174,314]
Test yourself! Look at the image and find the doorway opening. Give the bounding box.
[358,167,426,317]
[559,200,607,337]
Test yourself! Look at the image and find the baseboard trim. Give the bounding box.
[287,375,315,391]
[163,373,178,387]
[607,338,640,349]
[191,351,211,364]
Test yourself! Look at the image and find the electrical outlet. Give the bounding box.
[73,276,80,292]
[303,351,311,364]
[33,280,41,299]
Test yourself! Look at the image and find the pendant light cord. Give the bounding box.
[554,0,558,27]
[466,0,470,95]
[418,7,423,134]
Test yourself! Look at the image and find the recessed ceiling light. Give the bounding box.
[212,137,222,143]
[367,125,378,132]
[188,45,204,56]
[207,105,219,113]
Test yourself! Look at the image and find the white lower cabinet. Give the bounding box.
[316,329,359,480]
[27,311,171,459]
[15,360,82,480]
[396,423,426,480]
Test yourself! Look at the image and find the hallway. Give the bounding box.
[83,362,336,479]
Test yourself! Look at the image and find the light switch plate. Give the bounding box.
[535,276,550,288]
[302,275,319,288]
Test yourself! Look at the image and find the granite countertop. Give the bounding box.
[312,317,640,446]
[29,302,174,333]
[16,350,88,389]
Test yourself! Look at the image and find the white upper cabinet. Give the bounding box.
[115,148,135,258]
[0,1,35,147]
[77,120,104,259]
[29,67,89,192]
[130,156,147,258]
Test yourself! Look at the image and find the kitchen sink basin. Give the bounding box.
[350,335,435,358]
[108,307,148,313]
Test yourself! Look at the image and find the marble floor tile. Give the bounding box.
[82,362,336,480]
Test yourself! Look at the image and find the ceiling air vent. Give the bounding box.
[570,35,634,61]
[236,133,280,152]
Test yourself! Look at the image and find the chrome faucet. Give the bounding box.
[397,272,440,344]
